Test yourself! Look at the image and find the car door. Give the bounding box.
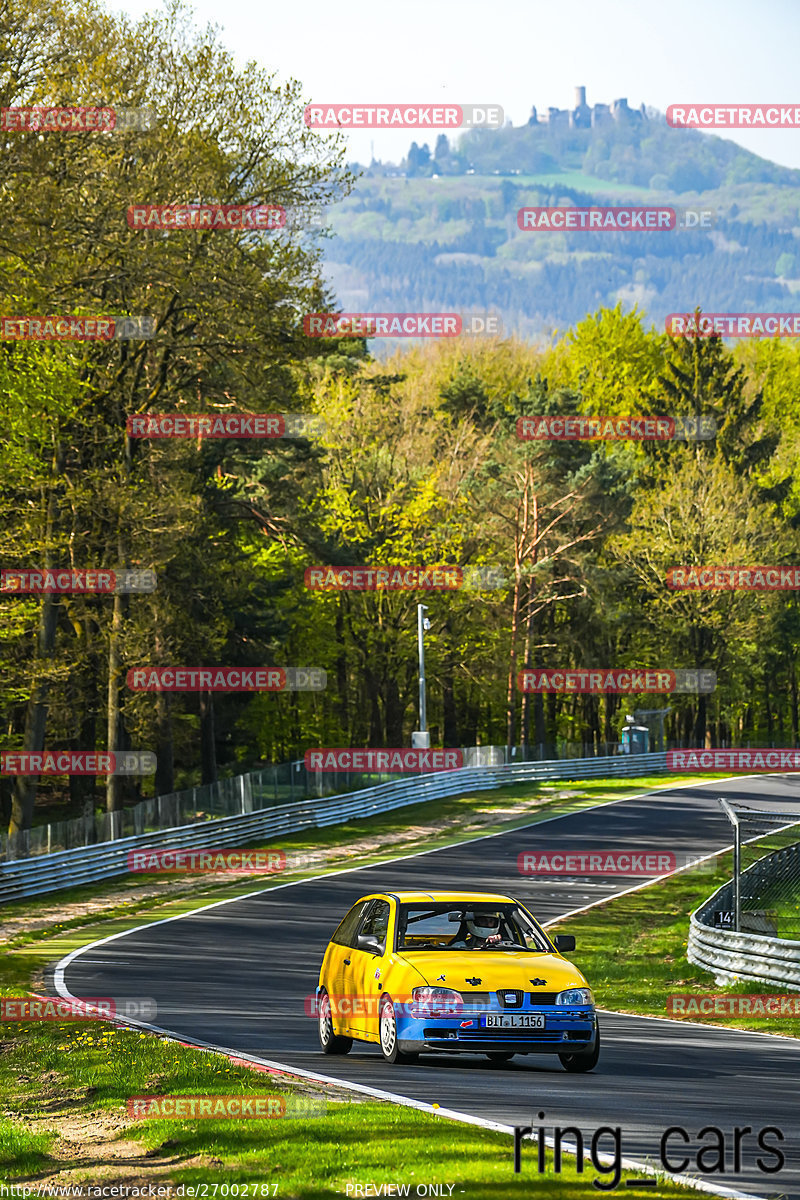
[347,898,392,1037]
[322,898,373,1035]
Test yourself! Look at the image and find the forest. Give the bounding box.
[2,0,800,841]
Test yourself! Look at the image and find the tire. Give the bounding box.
[486,1052,515,1064]
[379,995,418,1064]
[559,1026,600,1073]
[318,988,352,1055]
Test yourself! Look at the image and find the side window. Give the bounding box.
[330,900,372,948]
[358,899,391,953]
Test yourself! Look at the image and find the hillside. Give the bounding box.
[321,110,800,341]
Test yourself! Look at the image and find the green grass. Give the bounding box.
[768,888,800,941]
[549,855,800,1037]
[499,170,654,196]
[0,1119,56,1172]
[0,1018,700,1196]
[0,771,730,1193]
[3,773,714,954]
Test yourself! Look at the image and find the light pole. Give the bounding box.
[413,604,431,748]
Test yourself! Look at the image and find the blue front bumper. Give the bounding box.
[396,1004,597,1054]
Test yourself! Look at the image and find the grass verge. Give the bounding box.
[2,774,710,950]
[0,1019,703,1197]
[0,772,726,1195]
[548,854,800,1037]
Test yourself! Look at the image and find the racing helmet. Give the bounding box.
[466,911,501,939]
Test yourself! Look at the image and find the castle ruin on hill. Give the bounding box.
[529,86,647,129]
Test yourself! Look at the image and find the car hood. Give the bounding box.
[398,950,587,993]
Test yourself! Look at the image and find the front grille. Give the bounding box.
[529,992,558,1005]
[424,1026,563,1043]
[460,992,490,1006]
[496,989,523,1008]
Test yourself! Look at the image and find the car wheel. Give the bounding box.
[486,1052,515,1064]
[559,1026,599,1073]
[379,995,418,1064]
[318,988,352,1055]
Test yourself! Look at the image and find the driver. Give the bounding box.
[450,910,503,949]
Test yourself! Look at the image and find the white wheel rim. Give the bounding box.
[319,995,332,1045]
[380,1002,396,1054]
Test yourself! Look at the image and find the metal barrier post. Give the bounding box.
[719,798,741,932]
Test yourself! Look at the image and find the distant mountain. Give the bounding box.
[320,105,800,342]
[403,106,800,191]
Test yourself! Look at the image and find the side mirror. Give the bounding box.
[553,934,575,953]
[357,933,381,954]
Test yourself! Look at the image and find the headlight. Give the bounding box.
[555,988,594,1006]
[411,986,463,1015]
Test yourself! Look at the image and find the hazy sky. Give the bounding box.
[111,0,800,170]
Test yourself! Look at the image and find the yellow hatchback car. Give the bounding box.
[316,890,598,1070]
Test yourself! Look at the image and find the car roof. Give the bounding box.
[380,890,517,904]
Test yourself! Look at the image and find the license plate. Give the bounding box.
[483,1013,545,1029]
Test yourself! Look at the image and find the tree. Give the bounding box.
[0,0,351,839]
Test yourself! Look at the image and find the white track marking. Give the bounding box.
[52,771,790,1200]
[55,771,741,986]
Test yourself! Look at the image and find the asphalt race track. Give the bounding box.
[57,774,800,1199]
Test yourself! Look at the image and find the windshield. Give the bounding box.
[396,902,551,952]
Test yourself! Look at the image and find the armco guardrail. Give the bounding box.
[688,847,800,990]
[0,741,624,859]
[0,751,667,904]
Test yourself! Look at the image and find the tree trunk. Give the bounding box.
[365,665,382,744]
[547,693,557,757]
[8,443,65,855]
[153,627,174,795]
[603,693,618,751]
[105,585,125,814]
[335,603,348,739]
[199,691,218,784]
[69,613,99,813]
[520,574,535,753]
[154,690,174,795]
[385,674,403,745]
[505,571,522,752]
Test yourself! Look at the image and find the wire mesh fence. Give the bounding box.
[717,801,800,940]
[0,739,630,861]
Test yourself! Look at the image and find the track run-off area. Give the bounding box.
[55,774,800,1199]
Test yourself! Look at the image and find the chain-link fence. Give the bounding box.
[717,800,800,940]
[0,739,636,862]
